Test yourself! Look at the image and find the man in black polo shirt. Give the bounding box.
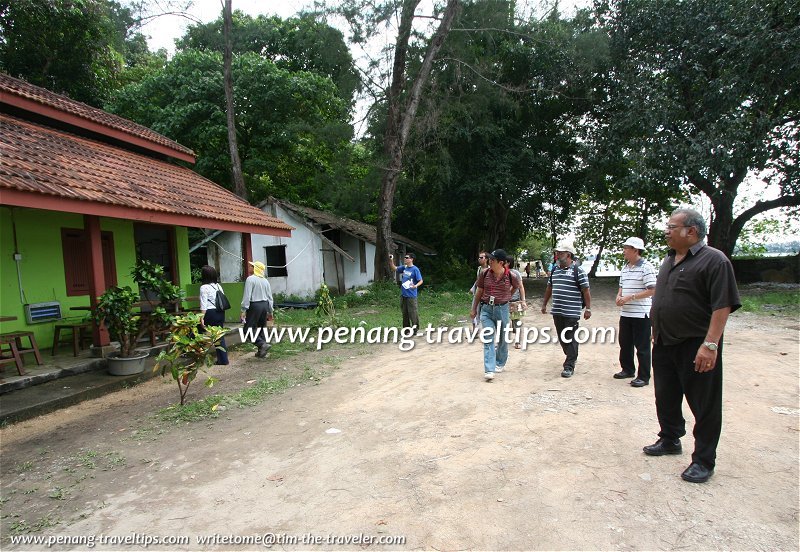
[644,208,740,483]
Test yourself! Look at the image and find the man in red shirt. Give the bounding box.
[470,249,522,381]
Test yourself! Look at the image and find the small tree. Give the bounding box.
[155,313,226,406]
[94,260,183,357]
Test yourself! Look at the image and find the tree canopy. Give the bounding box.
[176,11,360,105]
[597,0,800,257]
[0,0,151,106]
[106,49,354,203]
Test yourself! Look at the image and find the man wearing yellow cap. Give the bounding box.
[241,261,274,358]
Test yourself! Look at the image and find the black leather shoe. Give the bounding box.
[643,438,682,456]
[630,378,649,387]
[681,462,714,483]
[613,371,635,379]
[561,367,574,378]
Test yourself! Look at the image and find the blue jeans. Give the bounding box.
[479,303,510,373]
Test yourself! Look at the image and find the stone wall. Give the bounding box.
[732,255,800,283]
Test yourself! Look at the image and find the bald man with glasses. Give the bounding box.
[645,207,741,483]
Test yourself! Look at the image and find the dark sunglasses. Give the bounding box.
[403,256,412,259]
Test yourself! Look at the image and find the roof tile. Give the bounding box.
[0,73,194,158]
[0,114,292,233]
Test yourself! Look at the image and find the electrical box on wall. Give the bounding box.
[24,302,62,324]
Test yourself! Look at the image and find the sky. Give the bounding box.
[137,1,796,240]
[140,0,313,54]
[140,0,592,55]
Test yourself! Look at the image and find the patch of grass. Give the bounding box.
[16,461,33,473]
[74,450,97,469]
[739,290,800,313]
[32,516,59,531]
[103,452,126,470]
[48,486,68,500]
[273,281,472,337]
[9,519,31,534]
[156,366,325,424]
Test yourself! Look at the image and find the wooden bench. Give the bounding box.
[0,338,25,375]
[52,321,93,356]
[0,331,43,374]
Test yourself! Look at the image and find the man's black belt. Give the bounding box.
[481,301,509,306]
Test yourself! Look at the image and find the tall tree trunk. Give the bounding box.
[637,199,650,240]
[708,191,736,257]
[589,204,612,278]
[222,0,247,200]
[374,0,460,280]
[485,201,509,251]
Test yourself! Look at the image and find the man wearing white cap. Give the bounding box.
[241,261,274,358]
[614,237,657,387]
[540,241,592,378]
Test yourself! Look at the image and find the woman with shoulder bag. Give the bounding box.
[508,258,527,349]
[199,265,229,365]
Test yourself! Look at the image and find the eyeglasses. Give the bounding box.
[403,256,411,259]
[665,224,689,230]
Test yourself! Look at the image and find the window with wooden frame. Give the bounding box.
[61,228,117,296]
[264,245,288,277]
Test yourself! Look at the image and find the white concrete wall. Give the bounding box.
[339,234,374,289]
[209,204,377,297]
[252,206,323,298]
[209,232,244,282]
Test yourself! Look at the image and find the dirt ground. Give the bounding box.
[1,280,798,551]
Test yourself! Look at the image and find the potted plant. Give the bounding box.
[155,312,226,405]
[94,260,183,375]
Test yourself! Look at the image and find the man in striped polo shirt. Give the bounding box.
[540,241,592,378]
[614,237,657,387]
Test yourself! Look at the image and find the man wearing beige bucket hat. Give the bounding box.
[241,261,274,358]
[614,237,657,387]
[540,240,592,378]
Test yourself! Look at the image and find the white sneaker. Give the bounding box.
[495,365,504,373]
[484,372,494,381]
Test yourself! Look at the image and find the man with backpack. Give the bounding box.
[470,249,522,382]
[540,241,592,378]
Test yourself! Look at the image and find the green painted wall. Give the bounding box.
[184,281,244,323]
[0,206,193,352]
[175,227,190,288]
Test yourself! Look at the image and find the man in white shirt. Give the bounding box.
[614,237,657,387]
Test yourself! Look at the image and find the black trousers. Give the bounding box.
[653,336,723,469]
[553,315,580,370]
[244,301,270,347]
[618,316,652,381]
[203,308,228,365]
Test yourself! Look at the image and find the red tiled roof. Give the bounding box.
[0,73,195,161]
[0,113,292,236]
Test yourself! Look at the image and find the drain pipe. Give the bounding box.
[10,208,27,304]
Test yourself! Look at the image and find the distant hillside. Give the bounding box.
[766,241,800,254]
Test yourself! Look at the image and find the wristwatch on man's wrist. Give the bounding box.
[703,341,718,351]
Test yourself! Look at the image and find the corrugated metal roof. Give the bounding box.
[0,73,194,159]
[265,197,435,255]
[0,113,292,234]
